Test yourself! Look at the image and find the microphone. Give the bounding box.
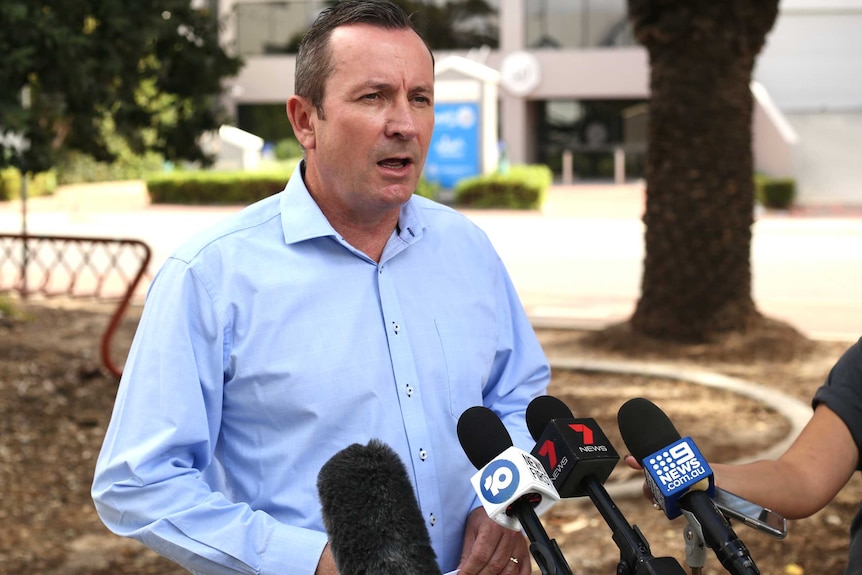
[527,395,687,575]
[457,405,571,575]
[316,439,441,575]
[618,397,760,575]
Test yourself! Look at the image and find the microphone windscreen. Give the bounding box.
[617,397,682,460]
[526,395,574,440]
[457,406,513,469]
[316,439,441,575]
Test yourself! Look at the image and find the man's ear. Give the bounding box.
[286,95,317,150]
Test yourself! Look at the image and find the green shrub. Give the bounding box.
[146,165,298,204]
[754,175,796,210]
[0,168,57,201]
[454,164,552,209]
[54,149,165,185]
[414,177,442,200]
[274,138,303,161]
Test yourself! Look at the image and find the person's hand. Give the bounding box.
[314,543,339,575]
[624,454,654,502]
[458,507,530,575]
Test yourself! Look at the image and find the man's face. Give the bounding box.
[300,24,435,222]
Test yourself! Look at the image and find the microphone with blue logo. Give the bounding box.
[617,397,760,575]
[457,405,571,575]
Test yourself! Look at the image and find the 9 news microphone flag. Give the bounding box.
[317,439,442,575]
[618,397,760,575]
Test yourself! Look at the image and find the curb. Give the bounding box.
[547,357,812,500]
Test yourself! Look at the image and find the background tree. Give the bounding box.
[0,0,242,175]
[400,0,497,49]
[626,0,786,343]
[280,0,498,53]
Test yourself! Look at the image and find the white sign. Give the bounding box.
[500,51,541,97]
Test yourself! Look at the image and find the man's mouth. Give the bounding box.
[378,157,411,169]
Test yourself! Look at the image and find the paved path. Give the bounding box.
[2,180,861,342]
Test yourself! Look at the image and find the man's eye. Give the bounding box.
[363,93,380,101]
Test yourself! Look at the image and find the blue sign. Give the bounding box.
[424,102,480,189]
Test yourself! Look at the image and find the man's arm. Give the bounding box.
[92,259,329,575]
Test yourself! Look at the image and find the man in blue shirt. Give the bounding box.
[91,2,550,574]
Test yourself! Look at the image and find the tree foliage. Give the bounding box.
[400,0,498,49]
[279,0,498,53]
[0,1,242,174]
[627,0,780,342]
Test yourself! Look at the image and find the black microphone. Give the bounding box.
[316,439,442,575]
[618,397,760,575]
[526,395,687,575]
[457,405,572,575]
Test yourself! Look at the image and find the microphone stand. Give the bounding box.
[511,499,573,575]
[681,510,707,575]
[583,476,688,575]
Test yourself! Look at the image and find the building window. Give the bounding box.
[235,1,325,56]
[525,0,634,49]
[538,99,647,180]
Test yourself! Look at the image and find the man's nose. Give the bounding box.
[385,99,419,139]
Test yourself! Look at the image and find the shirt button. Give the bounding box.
[406,385,414,397]
[429,514,437,526]
[419,449,427,461]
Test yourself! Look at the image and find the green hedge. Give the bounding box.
[414,177,442,200]
[144,162,554,209]
[0,168,57,201]
[454,164,552,209]
[146,166,298,205]
[754,174,796,210]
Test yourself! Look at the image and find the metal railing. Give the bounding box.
[0,233,152,378]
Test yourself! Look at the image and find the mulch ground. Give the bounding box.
[0,299,858,575]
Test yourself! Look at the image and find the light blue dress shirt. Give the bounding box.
[92,162,550,575]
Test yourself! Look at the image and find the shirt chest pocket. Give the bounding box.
[430,320,497,419]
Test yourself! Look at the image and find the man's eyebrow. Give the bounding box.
[412,83,434,95]
[356,80,433,94]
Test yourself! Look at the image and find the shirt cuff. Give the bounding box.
[259,525,328,575]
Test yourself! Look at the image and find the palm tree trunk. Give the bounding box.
[628,0,779,342]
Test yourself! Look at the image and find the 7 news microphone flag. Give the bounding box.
[618,397,760,575]
[457,405,572,575]
[527,395,687,575]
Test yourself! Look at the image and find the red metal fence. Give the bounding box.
[0,233,151,378]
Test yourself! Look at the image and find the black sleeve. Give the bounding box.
[812,337,862,472]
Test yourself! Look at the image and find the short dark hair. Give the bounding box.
[294,0,433,117]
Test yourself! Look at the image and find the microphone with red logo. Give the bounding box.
[527,395,687,575]
[618,397,760,575]
[457,405,571,575]
[316,439,442,575]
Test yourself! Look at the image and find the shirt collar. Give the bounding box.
[279,160,428,247]
[279,161,338,245]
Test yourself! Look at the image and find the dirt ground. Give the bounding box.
[0,299,859,575]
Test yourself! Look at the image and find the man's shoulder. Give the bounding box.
[172,193,284,262]
[410,195,480,232]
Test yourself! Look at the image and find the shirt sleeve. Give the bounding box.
[812,337,862,471]
[91,257,328,575]
[483,254,551,450]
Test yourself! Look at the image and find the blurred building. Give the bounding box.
[216,0,862,206]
